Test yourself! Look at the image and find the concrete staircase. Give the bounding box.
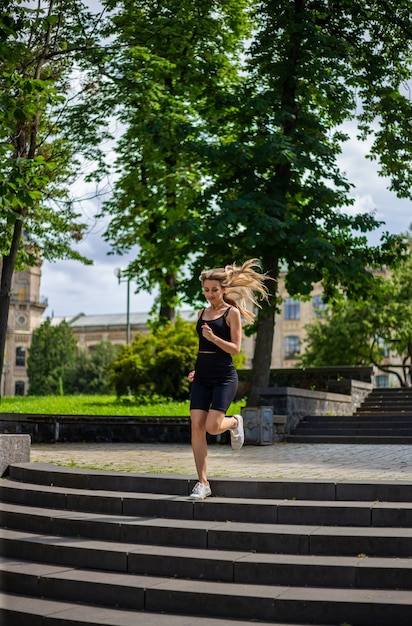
[286,387,412,444]
[1,462,412,625]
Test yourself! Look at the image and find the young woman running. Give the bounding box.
[188,259,269,500]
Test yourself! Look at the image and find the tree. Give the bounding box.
[301,241,412,386]
[385,241,412,385]
[27,318,78,395]
[180,0,412,404]
[110,317,198,400]
[97,0,251,322]
[300,300,386,367]
[64,341,119,394]
[0,0,106,397]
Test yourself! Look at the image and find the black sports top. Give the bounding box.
[197,308,232,353]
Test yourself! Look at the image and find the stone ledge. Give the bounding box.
[0,434,30,477]
[257,386,355,434]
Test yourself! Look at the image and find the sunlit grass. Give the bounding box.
[0,394,245,416]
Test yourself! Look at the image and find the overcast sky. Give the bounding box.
[40,117,411,320]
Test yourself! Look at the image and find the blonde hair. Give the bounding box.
[200,258,269,323]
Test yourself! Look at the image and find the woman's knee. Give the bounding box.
[190,410,207,435]
[205,410,225,435]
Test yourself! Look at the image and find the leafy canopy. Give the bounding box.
[96,0,251,318]
[301,239,412,386]
[27,318,78,395]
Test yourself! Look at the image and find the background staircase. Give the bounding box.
[286,387,412,444]
[1,462,412,625]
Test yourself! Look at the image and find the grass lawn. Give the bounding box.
[0,395,245,416]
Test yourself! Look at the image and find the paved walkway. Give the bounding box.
[31,442,412,481]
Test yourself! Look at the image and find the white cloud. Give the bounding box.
[337,122,411,243]
[41,182,158,317]
[41,253,158,318]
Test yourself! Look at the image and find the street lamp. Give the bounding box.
[114,268,131,345]
[1,364,9,398]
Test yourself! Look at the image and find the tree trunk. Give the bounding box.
[247,299,277,406]
[247,2,304,405]
[0,219,24,399]
[158,272,176,324]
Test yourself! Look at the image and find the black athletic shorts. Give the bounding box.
[190,352,238,413]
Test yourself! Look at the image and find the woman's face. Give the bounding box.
[203,279,225,307]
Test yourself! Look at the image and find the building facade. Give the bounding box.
[1,260,47,396]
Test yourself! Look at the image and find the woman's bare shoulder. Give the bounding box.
[227,306,241,323]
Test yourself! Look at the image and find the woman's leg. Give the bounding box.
[190,408,209,485]
[205,410,238,436]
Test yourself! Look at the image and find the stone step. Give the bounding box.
[304,415,412,422]
[7,462,412,501]
[7,462,191,495]
[1,559,411,625]
[363,389,412,397]
[2,530,412,589]
[297,418,412,434]
[0,591,279,626]
[357,407,412,414]
[364,402,412,407]
[295,426,412,436]
[2,501,412,557]
[2,478,412,526]
[354,389,412,420]
[286,434,412,444]
[1,466,412,625]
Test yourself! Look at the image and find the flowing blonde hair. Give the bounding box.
[200,259,270,323]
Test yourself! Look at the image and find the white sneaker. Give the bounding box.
[230,414,244,450]
[189,482,212,500]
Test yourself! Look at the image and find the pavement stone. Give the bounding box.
[30,442,412,481]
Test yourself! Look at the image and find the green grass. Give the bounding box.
[0,394,245,417]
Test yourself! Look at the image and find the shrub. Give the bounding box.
[110,317,197,400]
[64,341,119,394]
[27,318,78,395]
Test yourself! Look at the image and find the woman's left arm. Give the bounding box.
[227,307,242,355]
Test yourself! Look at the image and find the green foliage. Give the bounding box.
[301,240,412,386]
[0,0,102,266]
[64,341,119,395]
[186,1,411,298]
[110,317,198,400]
[180,0,412,401]
[27,318,78,395]
[0,0,106,395]
[97,0,251,318]
[233,350,247,370]
[4,0,410,407]
[300,300,385,368]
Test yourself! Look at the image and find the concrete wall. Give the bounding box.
[258,386,357,434]
[0,434,30,476]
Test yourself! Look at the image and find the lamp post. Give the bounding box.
[114,268,131,345]
[2,364,9,398]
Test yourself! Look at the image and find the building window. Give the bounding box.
[15,381,25,395]
[15,346,26,367]
[284,336,301,360]
[375,375,389,388]
[377,337,390,358]
[284,298,300,320]
[17,283,27,302]
[312,294,328,317]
